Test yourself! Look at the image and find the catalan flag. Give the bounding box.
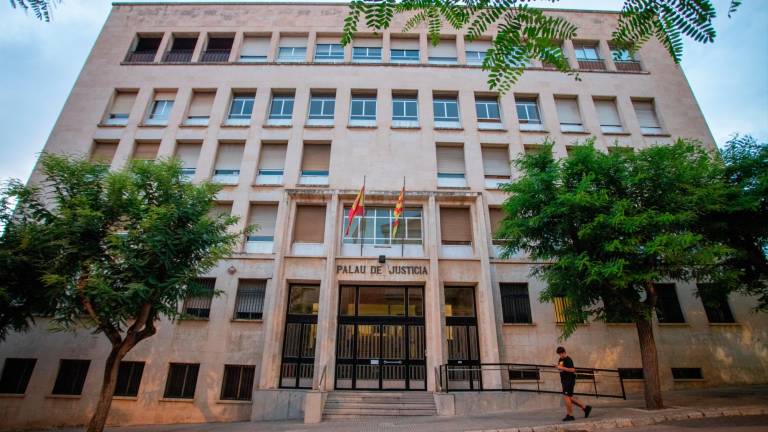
[391,181,405,241]
[345,180,366,236]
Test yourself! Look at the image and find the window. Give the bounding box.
[227,93,255,124]
[465,40,491,65]
[133,141,159,161]
[182,277,215,319]
[278,36,308,62]
[213,142,244,184]
[488,207,506,247]
[52,359,90,395]
[465,50,485,65]
[342,207,422,246]
[428,39,458,64]
[618,368,644,380]
[553,296,569,324]
[163,35,197,63]
[240,36,269,62]
[475,97,501,123]
[555,97,584,132]
[353,45,382,62]
[436,144,466,188]
[0,358,36,394]
[390,38,420,63]
[314,42,344,62]
[114,361,144,397]
[90,141,118,165]
[392,95,418,122]
[288,284,320,315]
[574,43,600,60]
[308,94,335,121]
[146,91,176,125]
[299,143,331,184]
[269,93,295,120]
[654,283,685,323]
[500,283,532,324]
[515,97,542,125]
[440,207,472,246]
[350,95,377,122]
[185,90,215,126]
[104,90,137,125]
[176,141,201,180]
[125,35,160,63]
[433,96,460,124]
[482,146,511,188]
[221,365,255,400]
[698,285,736,323]
[234,279,266,320]
[633,99,663,134]
[611,45,642,72]
[164,363,199,399]
[294,205,326,244]
[444,286,476,317]
[246,204,278,253]
[210,203,232,219]
[671,368,703,380]
[201,36,233,63]
[256,143,287,184]
[594,98,623,133]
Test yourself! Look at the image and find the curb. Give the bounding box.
[466,405,768,432]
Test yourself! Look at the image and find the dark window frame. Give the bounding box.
[114,361,145,397]
[671,367,703,380]
[0,358,37,394]
[52,359,91,396]
[220,364,256,401]
[163,363,200,399]
[499,283,532,324]
[654,283,685,324]
[698,284,736,324]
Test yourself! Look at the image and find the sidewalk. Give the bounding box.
[29,385,768,432]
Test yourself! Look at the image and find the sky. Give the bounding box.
[0,0,766,182]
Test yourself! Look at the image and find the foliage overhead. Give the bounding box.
[342,0,743,92]
[9,0,60,22]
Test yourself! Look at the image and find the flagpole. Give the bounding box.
[401,176,405,257]
[359,175,365,257]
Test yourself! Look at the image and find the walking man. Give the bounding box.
[556,346,592,421]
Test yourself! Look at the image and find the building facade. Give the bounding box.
[1,2,766,429]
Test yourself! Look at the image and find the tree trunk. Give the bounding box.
[635,317,664,410]
[86,344,128,432]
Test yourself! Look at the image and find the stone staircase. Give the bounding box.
[323,391,437,420]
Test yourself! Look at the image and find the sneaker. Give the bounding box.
[562,415,575,422]
[584,405,592,418]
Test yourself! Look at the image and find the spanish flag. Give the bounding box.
[345,180,366,236]
[391,182,405,241]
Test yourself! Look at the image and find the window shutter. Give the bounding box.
[294,205,326,243]
[133,142,159,160]
[154,90,176,101]
[481,147,511,177]
[91,142,118,163]
[280,36,307,47]
[595,99,621,126]
[175,143,201,168]
[440,207,472,244]
[241,36,270,56]
[111,91,137,115]
[436,145,465,174]
[489,208,503,236]
[188,92,215,117]
[215,143,244,170]
[429,40,457,57]
[633,100,660,128]
[301,144,330,171]
[210,203,232,218]
[249,204,278,237]
[465,40,491,51]
[555,98,582,124]
[391,38,419,50]
[258,144,287,170]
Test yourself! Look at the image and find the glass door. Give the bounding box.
[444,286,481,390]
[280,285,319,389]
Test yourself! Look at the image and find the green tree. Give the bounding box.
[9,0,59,21]
[343,0,742,92]
[497,139,739,409]
[0,155,241,432]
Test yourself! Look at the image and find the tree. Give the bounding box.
[0,155,242,432]
[497,139,740,409]
[343,0,743,92]
[9,0,60,22]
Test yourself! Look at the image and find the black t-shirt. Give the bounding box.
[559,356,575,382]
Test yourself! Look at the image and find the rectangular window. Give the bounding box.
[213,143,244,184]
[114,361,144,397]
[392,95,418,122]
[52,359,90,395]
[594,98,623,133]
[185,90,215,126]
[234,279,266,320]
[482,146,511,188]
[698,285,736,323]
[0,358,36,394]
[90,141,118,165]
[294,205,326,244]
[672,368,703,380]
[133,141,159,161]
[164,363,199,399]
[465,40,491,65]
[618,368,644,380]
[433,97,460,123]
[555,96,584,131]
[221,365,255,400]
[300,143,331,182]
[436,144,466,187]
[201,36,234,63]
[314,40,344,62]
[343,207,422,245]
[256,143,286,184]
[390,38,419,63]
[182,277,215,319]
[440,207,472,246]
[553,296,569,324]
[444,286,476,317]
[475,97,501,122]
[146,91,176,125]
[240,36,269,62]
[350,95,377,122]
[489,207,504,244]
[428,39,458,64]
[574,43,600,60]
[247,204,278,243]
[210,202,232,219]
[611,45,642,72]
[125,35,161,63]
[655,283,685,323]
[176,141,201,179]
[278,36,308,62]
[308,94,336,120]
[515,97,542,125]
[269,93,295,120]
[105,90,137,125]
[633,99,663,134]
[500,283,532,324]
[227,92,255,123]
[163,35,197,63]
[352,45,382,62]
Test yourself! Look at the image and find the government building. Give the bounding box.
[1,2,766,429]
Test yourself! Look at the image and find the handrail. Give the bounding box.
[316,364,327,391]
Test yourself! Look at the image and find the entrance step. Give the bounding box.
[323,391,437,420]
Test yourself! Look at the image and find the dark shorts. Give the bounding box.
[561,379,575,397]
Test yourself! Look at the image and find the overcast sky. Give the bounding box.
[0,0,766,182]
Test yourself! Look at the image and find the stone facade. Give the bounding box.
[0,2,766,430]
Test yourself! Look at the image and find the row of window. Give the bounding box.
[104,87,665,136]
[125,33,643,72]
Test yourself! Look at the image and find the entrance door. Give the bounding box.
[335,286,426,390]
[444,286,481,390]
[280,285,319,389]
